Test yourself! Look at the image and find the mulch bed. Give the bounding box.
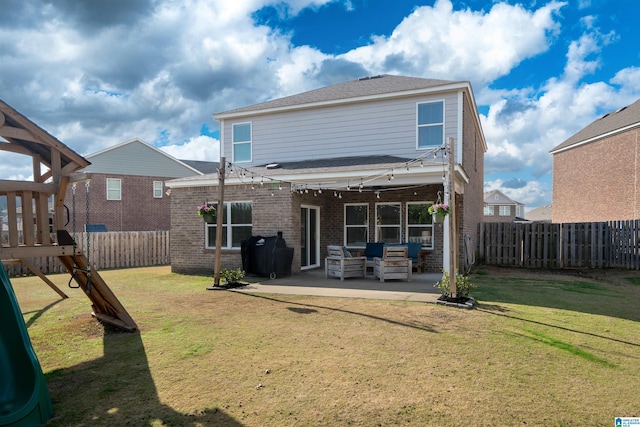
[435,295,476,309]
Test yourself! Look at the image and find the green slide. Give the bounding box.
[0,261,54,427]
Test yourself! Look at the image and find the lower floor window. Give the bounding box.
[406,202,434,249]
[375,203,401,243]
[205,201,252,249]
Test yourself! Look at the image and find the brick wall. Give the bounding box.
[64,174,171,232]
[552,128,640,223]
[170,183,295,276]
[460,93,485,269]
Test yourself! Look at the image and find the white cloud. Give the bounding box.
[158,136,220,161]
[341,0,565,85]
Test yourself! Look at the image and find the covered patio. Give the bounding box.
[238,268,442,302]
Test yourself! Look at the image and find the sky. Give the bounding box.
[1,0,639,210]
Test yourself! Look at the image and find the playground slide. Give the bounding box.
[0,261,54,427]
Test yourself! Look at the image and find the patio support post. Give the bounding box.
[212,157,225,287]
[447,137,458,297]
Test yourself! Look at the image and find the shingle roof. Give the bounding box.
[215,75,462,117]
[180,160,219,174]
[551,98,640,153]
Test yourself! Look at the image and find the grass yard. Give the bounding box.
[11,265,640,426]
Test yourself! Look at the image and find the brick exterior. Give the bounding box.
[482,207,517,223]
[170,183,458,275]
[64,174,171,232]
[552,128,640,223]
[460,93,485,270]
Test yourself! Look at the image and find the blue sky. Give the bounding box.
[1,0,639,210]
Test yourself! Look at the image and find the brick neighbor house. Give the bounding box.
[550,98,640,223]
[167,75,487,276]
[483,190,525,223]
[66,138,215,232]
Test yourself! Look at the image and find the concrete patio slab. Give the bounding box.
[235,268,442,303]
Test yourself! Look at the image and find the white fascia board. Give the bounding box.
[213,82,472,120]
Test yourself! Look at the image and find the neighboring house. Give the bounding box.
[550,99,640,223]
[525,205,552,223]
[483,190,525,222]
[66,138,215,232]
[167,74,487,275]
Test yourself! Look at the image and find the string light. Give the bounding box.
[224,145,447,196]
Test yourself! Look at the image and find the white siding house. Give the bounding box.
[167,75,487,276]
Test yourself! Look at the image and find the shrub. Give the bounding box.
[220,268,245,285]
[434,269,476,298]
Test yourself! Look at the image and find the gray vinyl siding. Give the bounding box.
[223,92,460,165]
[84,141,197,178]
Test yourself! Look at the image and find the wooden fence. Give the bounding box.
[478,220,640,270]
[3,231,170,277]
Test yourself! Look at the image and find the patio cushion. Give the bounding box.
[364,242,384,260]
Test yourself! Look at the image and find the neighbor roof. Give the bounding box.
[550,98,640,154]
[214,74,463,118]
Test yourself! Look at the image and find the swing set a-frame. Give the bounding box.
[0,99,137,332]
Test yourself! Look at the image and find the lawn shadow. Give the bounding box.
[23,298,65,329]
[45,324,244,426]
[239,292,438,333]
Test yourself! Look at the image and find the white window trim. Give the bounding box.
[153,181,163,198]
[416,99,445,150]
[484,205,494,216]
[499,205,511,216]
[106,178,122,201]
[406,201,434,250]
[375,202,402,243]
[344,203,369,248]
[205,201,252,249]
[232,122,252,163]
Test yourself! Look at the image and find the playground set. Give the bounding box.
[0,99,137,426]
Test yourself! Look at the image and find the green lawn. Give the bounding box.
[11,265,640,426]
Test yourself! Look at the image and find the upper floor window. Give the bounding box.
[484,205,494,216]
[516,205,523,217]
[499,206,511,216]
[153,181,163,198]
[406,202,434,249]
[344,204,368,248]
[417,101,444,149]
[206,201,253,249]
[106,178,121,201]
[376,203,401,243]
[233,123,252,163]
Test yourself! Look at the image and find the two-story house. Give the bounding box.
[550,98,640,223]
[167,75,487,276]
[66,138,214,232]
[483,190,525,222]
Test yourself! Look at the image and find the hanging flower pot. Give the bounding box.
[428,203,449,224]
[197,204,216,223]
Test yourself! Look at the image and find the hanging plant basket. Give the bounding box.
[428,201,450,224]
[197,204,216,224]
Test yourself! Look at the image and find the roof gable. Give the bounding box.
[215,74,464,118]
[83,138,203,178]
[551,98,640,153]
[484,190,521,205]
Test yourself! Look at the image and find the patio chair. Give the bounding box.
[325,245,366,280]
[373,246,412,282]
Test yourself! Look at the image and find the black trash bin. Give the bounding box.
[241,235,294,279]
